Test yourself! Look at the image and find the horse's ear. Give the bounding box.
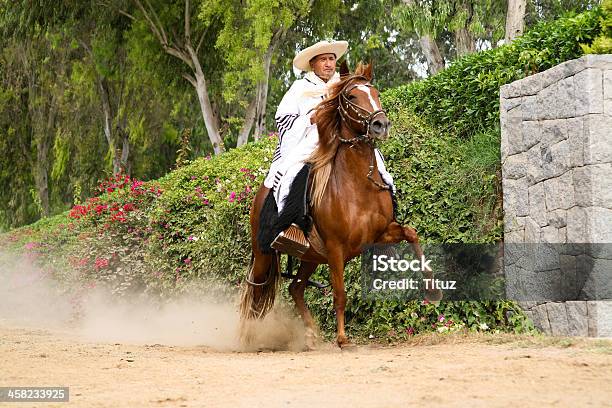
[354,62,364,76]
[363,62,373,81]
[339,60,350,79]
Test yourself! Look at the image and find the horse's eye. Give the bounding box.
[348,94,356,100]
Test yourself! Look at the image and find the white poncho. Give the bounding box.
[263,71,335,190]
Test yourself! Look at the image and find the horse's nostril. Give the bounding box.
[371,119,388,134]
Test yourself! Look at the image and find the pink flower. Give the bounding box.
[184,258,191,264]
[130,180,144,191]
[228,191,236,202]
[245,185,251,193]
[123,203,135,212]
[422,299,430,305]
[438,314,445,322]
[188,236,195,241]
[94,204,107,214]
[24,242,38,250]
[406,327,415,336]
[94,258,109,270]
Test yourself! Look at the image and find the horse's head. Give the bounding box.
[337,62,391,140]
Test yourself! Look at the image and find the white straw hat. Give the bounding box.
[293,40,348,72]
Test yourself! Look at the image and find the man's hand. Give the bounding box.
[310,109,318,124]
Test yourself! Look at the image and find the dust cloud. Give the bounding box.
[0,251,306,351]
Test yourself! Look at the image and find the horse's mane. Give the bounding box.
[308,63,371,212]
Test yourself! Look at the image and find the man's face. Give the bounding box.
[310,53,337,82]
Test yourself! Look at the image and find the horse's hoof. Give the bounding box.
[339,341,357,351]
[305,339,317,351]
[305,328,318,351]
[336,335,353,349]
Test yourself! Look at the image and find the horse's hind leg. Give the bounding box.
[376,222,443,301]
[288,261,319,350]
[239,185,281,346]
[402,225,442,301]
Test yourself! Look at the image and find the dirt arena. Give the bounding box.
[1,323,611,408]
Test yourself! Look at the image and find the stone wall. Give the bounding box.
[500,55,612,337]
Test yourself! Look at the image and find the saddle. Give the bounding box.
[258,164,327,259]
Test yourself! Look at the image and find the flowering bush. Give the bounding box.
[61,173,165,296]
[142,136,275,293]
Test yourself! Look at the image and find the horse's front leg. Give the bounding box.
[288,261,320,350]
[377,222,443,301]
[326,245,351,348]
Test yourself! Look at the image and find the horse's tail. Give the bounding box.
[238,252,280,321]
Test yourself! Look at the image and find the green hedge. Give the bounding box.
[382,8,603,138]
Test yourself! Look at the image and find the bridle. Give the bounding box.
[337,76,387,144]
[336,76,391,191]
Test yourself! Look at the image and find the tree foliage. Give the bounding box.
[0,0,604,230]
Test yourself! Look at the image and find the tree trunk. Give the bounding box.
[193,72,224,155]
[37,94,60,217]
[21,41,53,216]
[34,133,51,217]
[454,0,475,57]
[455,27,475,56]
[183,43,225,155]
[238,26,286,146]
[237,98,256,146]
[505,0,527,43]
[253,47,273,140]
[28,77,55,217]
[97,78,122,175]
[419,34,445,75]
[120,130,131,175]
[129,0,225,154]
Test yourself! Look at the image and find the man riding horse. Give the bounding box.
[264,40,396,252]
[241,43,441,349]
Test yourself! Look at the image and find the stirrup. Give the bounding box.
[271,223,310,258]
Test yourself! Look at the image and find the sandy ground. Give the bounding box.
[1,324,611,408]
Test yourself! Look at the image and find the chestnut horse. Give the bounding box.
[240,62,441,349]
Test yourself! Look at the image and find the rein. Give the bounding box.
[335,76,391,191]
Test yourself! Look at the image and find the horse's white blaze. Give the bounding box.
[356,85,381,111]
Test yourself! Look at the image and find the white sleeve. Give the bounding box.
[275,81,315,150]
